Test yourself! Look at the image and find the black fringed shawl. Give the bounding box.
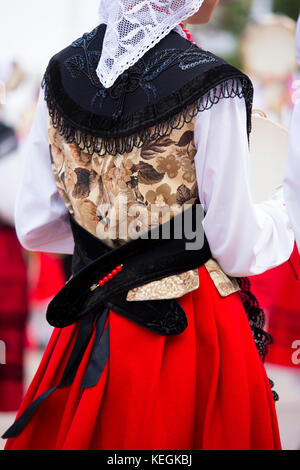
[42,24,253,156]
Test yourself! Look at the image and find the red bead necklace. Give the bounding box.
[90,264,123,292]
[179,22,196,45]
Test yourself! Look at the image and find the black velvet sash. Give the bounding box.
[47,203,211,334]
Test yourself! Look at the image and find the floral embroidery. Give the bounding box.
[71,27,99,49]
[141,137,174,160]
[43,23,253,157]
[72,168,92,199]
[49,118,198,248]
[176,183,198,206]
[181,157,196,183]
[156,155,181,179]
[107,165,132,191]
[65,28,216,117]
[146,184,177,207]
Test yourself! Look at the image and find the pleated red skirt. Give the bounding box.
[5,266,281,450]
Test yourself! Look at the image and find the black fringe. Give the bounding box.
[237,277,279,402]
[42,69,252,157]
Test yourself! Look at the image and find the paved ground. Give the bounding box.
[0,353,299,450]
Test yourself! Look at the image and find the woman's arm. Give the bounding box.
[15,88,74,254]
[194,90,294,277]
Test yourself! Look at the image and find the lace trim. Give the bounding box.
[237,277,279,402]
[42,69,253,157]
[96,0,205,88]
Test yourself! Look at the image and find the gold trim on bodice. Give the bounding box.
[126,269,200,301]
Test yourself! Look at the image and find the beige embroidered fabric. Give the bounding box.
[126,269,199,301]
[49,118,239,300]
[205,259,240,297]
[49,119,199,247]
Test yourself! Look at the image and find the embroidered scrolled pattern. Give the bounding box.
[97,0,206,88]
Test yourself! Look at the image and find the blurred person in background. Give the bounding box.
[250,13,300,371]
[2,0,296,450]
[297,14,300,65]
[284,14,300,250]
[0,60,29,413]
[0,58,68,353]
[244,12,300,449]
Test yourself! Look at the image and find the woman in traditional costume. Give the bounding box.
[3,0,295,450]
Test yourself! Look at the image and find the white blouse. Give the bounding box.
[283,15,300,250]
[15,87,294,277]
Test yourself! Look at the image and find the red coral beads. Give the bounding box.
[90,264,123,292]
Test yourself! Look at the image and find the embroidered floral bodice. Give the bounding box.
[49,121,198,248]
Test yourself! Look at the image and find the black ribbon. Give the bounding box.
[80,308,110,389]
[2,307,110,440]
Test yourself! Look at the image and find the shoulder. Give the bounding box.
[43,25,253,155]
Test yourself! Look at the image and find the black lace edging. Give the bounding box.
[237,277,279,402]
[42,62,253,157]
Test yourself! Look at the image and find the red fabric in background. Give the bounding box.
[251,244,300,369]
[0,228,28,412]
[29,253,66,305]
[5,266,281,450]
[26,252,66,350]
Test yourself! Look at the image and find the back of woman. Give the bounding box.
[3,0,295,450]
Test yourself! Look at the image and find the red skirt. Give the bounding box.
[4,266,281,450]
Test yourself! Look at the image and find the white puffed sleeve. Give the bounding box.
[194,91,294,277]
[14,88,74,254]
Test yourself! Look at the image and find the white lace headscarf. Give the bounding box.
[97,0,205,88]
